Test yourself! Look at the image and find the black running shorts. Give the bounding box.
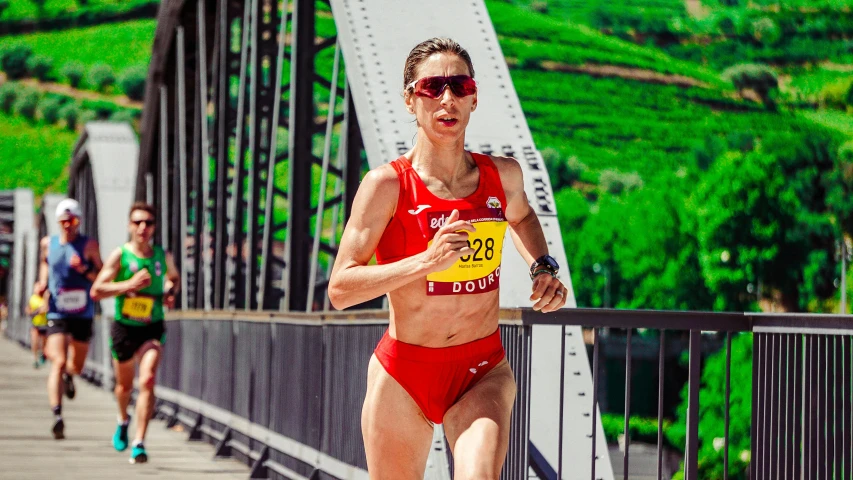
[109,321,166,363]
[46,317,94,342]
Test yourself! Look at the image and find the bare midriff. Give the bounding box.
[387,282,500,347]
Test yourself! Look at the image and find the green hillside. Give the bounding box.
[0,19,155,78]
[0,109,75,193]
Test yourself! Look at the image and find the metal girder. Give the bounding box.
[137,0,363,312]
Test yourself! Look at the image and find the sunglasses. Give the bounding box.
[59,217,79,226]
[131,219,156,227]
[407,75,477,99]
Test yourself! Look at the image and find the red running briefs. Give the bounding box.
[374,329,506,424]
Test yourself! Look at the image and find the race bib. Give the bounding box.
[56,289,88,313]
[426,208,508,295]
[122,296,154,322]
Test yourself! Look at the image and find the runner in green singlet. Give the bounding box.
[90,202,180,464]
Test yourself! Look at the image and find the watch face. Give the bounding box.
[544,256,560,270]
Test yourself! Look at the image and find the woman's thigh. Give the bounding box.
[443,360,517,480]
[361,354,434,480]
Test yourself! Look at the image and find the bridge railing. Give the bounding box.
[523,308,853,480]
[72,310,529,480]
[5,307,851,480]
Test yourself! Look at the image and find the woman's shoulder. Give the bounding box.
[476,153,522,180]
[364,161,404,189]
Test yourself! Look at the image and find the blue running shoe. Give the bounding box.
[129,443,147,464]
[113,420,130,452]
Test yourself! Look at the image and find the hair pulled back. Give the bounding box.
[402,37,475,93]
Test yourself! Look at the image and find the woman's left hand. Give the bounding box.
[530,273,567,313]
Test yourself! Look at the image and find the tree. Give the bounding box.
[88,64,115,93]
[0,44,33,80]
[26,55,53,81]
[723,63,779,109]
[59,102,80,130]
[38,96,63,124]
[13,88,39,120]
[668,333,753,480]
[0,82,18,113]
[118,66,147,101]
[61,62,85,88]
[690,127,841,311]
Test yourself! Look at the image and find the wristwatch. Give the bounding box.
[529,254,559,279]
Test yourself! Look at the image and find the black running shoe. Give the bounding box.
[52,418,65,440]
[62,373,75,399]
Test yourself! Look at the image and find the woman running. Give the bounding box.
[328,37,567,479]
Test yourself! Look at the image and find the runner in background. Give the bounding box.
[25,281,48,368]
[91,202,180,464]
[40,198,103,439]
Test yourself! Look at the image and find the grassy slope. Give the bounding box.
[487,1,726,87]
[485,1,816,179]
[2,0,130,22]
[0,110,77,196]
[0,19,156,77]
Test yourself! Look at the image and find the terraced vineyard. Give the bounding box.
[0,19,156,77]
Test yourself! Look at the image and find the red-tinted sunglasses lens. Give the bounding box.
[414,75,477,98]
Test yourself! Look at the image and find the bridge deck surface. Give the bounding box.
[0,337,247,479]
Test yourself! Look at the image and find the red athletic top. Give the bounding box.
[375,153,508,295]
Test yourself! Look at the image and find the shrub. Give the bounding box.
[723,63,778,106]
[118,65,147,101]
[59,102,80,130]
[88,64,115,92]
[820,77,853,110]
[530,1,548,14]
[26,55,52,81]
[599,169,643,195]
[0,44,32,79]
[600,413,674,447]
[749,17,781,46]
[79,108,98,125]
[38,96,62,124]
[13,88,39,120]
[109,109,136,124]
[61,62,85,88]
[0,81,18,112]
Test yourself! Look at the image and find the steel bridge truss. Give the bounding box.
[138,0,363,312]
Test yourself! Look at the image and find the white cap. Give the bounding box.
[55,198,82,220]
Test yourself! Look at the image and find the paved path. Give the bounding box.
[0,337,248,479]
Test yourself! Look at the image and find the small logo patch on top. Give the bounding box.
[408,204,431,215]
[486,196,501,209]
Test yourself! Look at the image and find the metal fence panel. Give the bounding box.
[179,319,205,399]
[158,320,182,391]
[203,319,234,412]
[321,324,385,469]
[269,322,324,477]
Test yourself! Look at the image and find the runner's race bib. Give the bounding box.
[426,208,508,295]
[122,296,154,322]
[56,288,88,313]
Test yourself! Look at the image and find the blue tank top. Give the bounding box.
[47,235,95,319]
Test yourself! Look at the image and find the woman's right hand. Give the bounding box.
[420,209,476,273]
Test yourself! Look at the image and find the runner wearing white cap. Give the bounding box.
[38,198,104,439]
